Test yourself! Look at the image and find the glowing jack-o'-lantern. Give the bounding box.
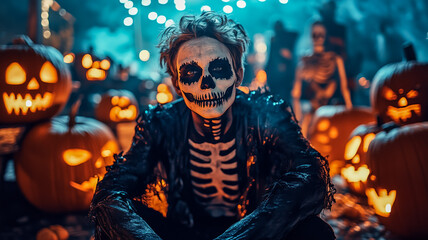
[15,112,119,212]
[95,89,138,123]
[342,123,380,194]
[366,122,428,238]
[366,188,396,217]
[74,52,110,82]
[371,49,428,125]
[0,36,71,124]
[307,105,375,175]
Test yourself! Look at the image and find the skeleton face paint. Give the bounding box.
[176,37,237,119]
[312,24,326,49]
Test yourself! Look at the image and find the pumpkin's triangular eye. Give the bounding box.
[40,61,58,83]
[406,90,419,99]
[63,149,92,166]
[344,136,362,160]
[382,87,397,101]
[6,62,26,85]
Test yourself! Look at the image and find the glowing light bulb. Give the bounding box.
[139,50,150,61]
[26,100,32,107]
[165,19,175,28]
[176,4,185,10]
[43,31,51,39]
[237,0,246,8]
[141,0,151,6]
[157,15,166,24]
[129,7,138,15]
[124,1,133,9]
[124,17,133,26]
[148,12,158,20]
[201,5,211,12]
[223,5,233,13]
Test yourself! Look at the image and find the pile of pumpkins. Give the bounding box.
[307,44,428,238]
[0,36,140,212]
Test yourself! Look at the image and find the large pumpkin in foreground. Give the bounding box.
[15,115,119,212]
[0,36,71,124]
[307,105,375,175]
[366,122,428,238]
[371,61,428,126]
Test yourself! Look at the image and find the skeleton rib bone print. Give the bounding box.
[189,138,239,217]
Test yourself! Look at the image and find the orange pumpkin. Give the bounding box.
[15,113,119,212]
[74,52,110,82]
[94,89,138,123]
[0,36,71,124]
[366,122,428,238]
[307,105,375,176]
[342,123,380,194]
[371,54,428,126]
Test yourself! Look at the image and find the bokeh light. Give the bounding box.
[157,15,166,24]
[124,17,133,26]
[165,19,175,27]
[223,5,233,13]
[201,5,211,12]
[124,1,133,9]
[237,0,246,8]
[141,0,151,6]
[139,50,150,61]
[279,0,289,4]
[158,0,168,5]
[128,7,138,15]
[148,12,157,20]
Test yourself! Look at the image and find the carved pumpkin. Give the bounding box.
[74,52,110,82]
[371,57,428,126]
[0,36,72,124]
[15,108,119,212]
[342,123,380,194]
[94,89,138,123]
[366,122,428,238]
[307,105,375,176]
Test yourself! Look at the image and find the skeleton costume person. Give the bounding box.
[91,12,335,240]
[292,21,352,131]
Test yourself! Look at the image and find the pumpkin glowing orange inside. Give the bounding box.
[81,54,110,81]
[383,87,421,123]
[109,96,137,122]
[64,140,118,193]
[3,61,58,115]
[366,187,397,217]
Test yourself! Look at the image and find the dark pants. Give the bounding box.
[135,202,335,240]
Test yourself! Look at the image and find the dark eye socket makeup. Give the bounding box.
[179,61,202,85]
[208,57,233,80]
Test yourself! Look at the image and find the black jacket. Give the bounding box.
[90,90,334,240]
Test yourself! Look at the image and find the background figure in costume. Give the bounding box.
[91,12,335,240]
[292,21,352,136]
[265,20,298,103]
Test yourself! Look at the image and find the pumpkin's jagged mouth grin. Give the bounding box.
[86,68,106,81]
[2,92,53,115]
[182,85,234,108]
[387,104,421,122]
[70,175,101,192]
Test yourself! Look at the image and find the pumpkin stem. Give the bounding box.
[12,35,34,46]
[69,95,83,129]
[402,42,417,61]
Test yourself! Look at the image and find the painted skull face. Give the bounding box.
[176,37,238,119]
[311,24,326,48]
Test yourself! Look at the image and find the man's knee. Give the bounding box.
[285,215,335,240]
